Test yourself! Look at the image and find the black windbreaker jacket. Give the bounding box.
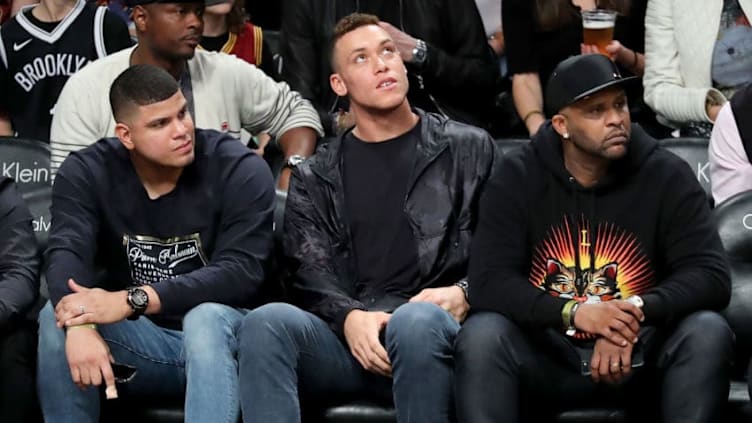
[283,109,497,335]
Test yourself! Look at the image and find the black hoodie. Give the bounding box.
[468,122,730,330]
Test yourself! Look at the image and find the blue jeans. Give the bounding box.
[37,301,246,423]
[238,301,460,423]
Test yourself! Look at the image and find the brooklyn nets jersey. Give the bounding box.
[0,0,130,142]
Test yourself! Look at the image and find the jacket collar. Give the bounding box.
[309,108,450,190]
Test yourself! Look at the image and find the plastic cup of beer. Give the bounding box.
[582,9,617,56]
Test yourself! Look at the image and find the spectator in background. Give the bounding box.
[504,0,647,136]
[709,83,752,204]
[0,0,9,23]
[281,0,500,136]
[0,177,40,423]
[644,0,752,137]
[200,0,272,70]
[201,0,275,155]
[244,0,279,30]
[475,0,506,76]
[50,0,322,190]
[0,0,131,142]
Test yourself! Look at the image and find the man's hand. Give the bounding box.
[343,310,392,377]
[590,337,634,385]
[573,300,643,347]
[409,285,469,323]
[378,22,418,62]
[65,326,118,398]
[55,279,131,328]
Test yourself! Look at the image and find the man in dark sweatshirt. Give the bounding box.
[455,54,733,422]
[0,177,40,422]
[37,65,275,423]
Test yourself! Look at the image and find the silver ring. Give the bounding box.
[79,305,86,314]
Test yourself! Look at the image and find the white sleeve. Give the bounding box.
[709,102,752,204]
[49,74,103,176]
[643,0,724,125]
[223,54,324,139]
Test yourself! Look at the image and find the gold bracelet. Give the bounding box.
[561,300,577,330]
[66,323,97,331]
[522,110,544,123]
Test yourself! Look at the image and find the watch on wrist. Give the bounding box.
[284,154,306,169]
[411,39,428,67]
[454,279,469,300]
[626,295,644,308]
[127,287,149,320]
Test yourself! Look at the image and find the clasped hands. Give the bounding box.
[573,300,644,384]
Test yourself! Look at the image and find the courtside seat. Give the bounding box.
[494,137,528,155]
[0,137,52,245]
[661,137,712,205]
[715,190,752,421]
[716,191,752,370]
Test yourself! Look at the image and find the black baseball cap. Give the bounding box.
[544,54,639,117]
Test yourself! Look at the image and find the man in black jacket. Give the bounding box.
[0,177,39,422]
[455,54,733,422]
[237,13,496,422]
[280,0,500,135]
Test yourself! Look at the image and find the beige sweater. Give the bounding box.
[50,46,323,174]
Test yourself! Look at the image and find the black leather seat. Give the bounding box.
[661,137,712,205]
[714,190,752,421]
[494,137,528,155]
[716,191,752,366]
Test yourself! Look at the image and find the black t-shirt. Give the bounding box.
[200,33,230,53]
[342,123,421,305]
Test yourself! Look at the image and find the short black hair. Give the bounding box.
[330,13,381,71]
[109,64,180,122]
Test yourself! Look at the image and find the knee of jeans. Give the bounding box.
[183,303,244,355]
[240,302,308,347]
[37,301,65,355]
[455,312,519,360]
[675,311,734,358]
[385,302,455,346]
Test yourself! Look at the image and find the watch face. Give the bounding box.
[287,155,306,167]
[130,288,149,307]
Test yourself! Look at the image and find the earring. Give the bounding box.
[563,133,570,140]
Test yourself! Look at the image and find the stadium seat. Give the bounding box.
[661,137,712,205]
[714,190,752,421]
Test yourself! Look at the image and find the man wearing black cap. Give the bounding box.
[454,54,733,422]
[49,0,323,190]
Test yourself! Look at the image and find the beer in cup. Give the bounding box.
[582,10,617,56]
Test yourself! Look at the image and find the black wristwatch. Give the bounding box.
[284,154,306,169]
[127,287,149,320]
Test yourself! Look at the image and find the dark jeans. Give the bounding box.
[238,302,460,423]
[0,320,37,423]
[455,311,733,423]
